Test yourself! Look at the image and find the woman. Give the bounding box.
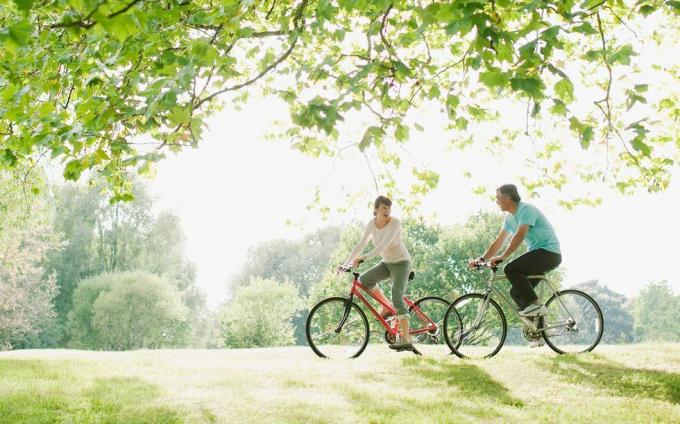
[342,195,413,351]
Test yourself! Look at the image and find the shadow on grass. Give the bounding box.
[542,354,680,404]
[339,356,523,422]
[0,359,187,423]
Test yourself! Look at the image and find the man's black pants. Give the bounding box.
[504,249,562,310]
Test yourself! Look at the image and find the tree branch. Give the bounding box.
[195,0,309,109]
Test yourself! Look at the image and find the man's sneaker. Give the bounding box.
[519,304,548,317]
[529,339,545,348]
[388,339,413,351]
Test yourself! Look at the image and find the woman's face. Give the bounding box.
[375,204,391,218]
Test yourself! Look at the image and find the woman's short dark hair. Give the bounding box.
[373,195,392,215]
[497,184,521,203]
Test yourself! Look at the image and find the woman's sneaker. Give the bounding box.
[519,304,548,317]
[389,339,413,351]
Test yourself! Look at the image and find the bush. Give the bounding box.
[221,278,302,348]
[67,271,188,350]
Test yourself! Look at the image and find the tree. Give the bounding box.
[67,271,188,350]
[1,1,677,201]
[229,226,340,344]
[221,278,302,348]
[575,280,634,343]
[630,280,680,342]
[230,226,341,297]
[0,169,59,349]
[45,179,203,344]
[91,272,188,350]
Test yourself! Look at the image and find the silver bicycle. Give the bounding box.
[443,261,604,359]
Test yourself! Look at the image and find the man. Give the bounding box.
[470,184,562,319]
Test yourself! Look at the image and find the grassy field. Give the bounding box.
[1,344,679,423]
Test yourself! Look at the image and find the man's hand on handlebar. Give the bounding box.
[469,256,504,268]
[468,257,484,269]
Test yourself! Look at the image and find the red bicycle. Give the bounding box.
[305,265,461,358]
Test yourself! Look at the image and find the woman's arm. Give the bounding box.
[343,223,373,267]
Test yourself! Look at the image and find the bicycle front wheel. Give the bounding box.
[542,289,604,354]
[306,297,369,359]
[444,293,507,359]
[409,296,455,355]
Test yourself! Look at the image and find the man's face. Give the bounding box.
[495,190,512,212]
[376,204,391,218]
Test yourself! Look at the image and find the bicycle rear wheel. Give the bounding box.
[409,296,455,354]
[306,297,369,359]
[542,289,603,354]
[444,293,507,359]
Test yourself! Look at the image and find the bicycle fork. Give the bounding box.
[334,294,354,333]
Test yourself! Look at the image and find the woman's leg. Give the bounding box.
[385,261,412,345]
[359,262,393,315]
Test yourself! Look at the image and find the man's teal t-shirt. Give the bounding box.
[503,202,561,254]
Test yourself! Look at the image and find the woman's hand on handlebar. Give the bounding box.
[489,255,505,266]
[352,257,365,268]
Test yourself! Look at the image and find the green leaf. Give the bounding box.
[12,0,34,11]
[581,126,594,149]
[64,159,85,181]
[7,19,33,46]
[427,85,441,99]
[495,41,514,62]
[634,84,649,93]
[510,77,545,99]
[554,78,574,104]
[638,5,656,16]
[631,137,652,156]
[550,99,568,116]
[359,126,385,151]
[394,123,409,142]
[479,70,510,88]
[607,44,637,66]
[446,94,460,109]
[572,22,598,35]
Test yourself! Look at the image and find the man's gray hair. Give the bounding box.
[498,184,521,202]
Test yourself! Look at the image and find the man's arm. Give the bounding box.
[480,228,510,261]
[490,224,528,265]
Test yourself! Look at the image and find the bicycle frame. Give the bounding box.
[472,267,577,334]
[336,273,438,338]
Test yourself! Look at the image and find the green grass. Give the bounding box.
[1,344,679,423]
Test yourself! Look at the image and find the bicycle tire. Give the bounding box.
[444,293,507,359]
[306,296,370,359]
[410,296,456,352]
[542,289,604,354]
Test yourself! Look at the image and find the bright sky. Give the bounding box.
[149,95,680,309]
[147,12,679,309]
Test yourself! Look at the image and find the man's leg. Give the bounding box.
[504,249,561,314]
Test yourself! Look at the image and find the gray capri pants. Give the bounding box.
[358,260,411,316]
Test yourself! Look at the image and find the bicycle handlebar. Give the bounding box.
[474,258,502,271]
[336,259,364,274]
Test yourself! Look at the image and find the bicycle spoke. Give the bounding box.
[542,290,603,354]
[410,296,452,353]
[306,297,369,359]
[446,293,506,359]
